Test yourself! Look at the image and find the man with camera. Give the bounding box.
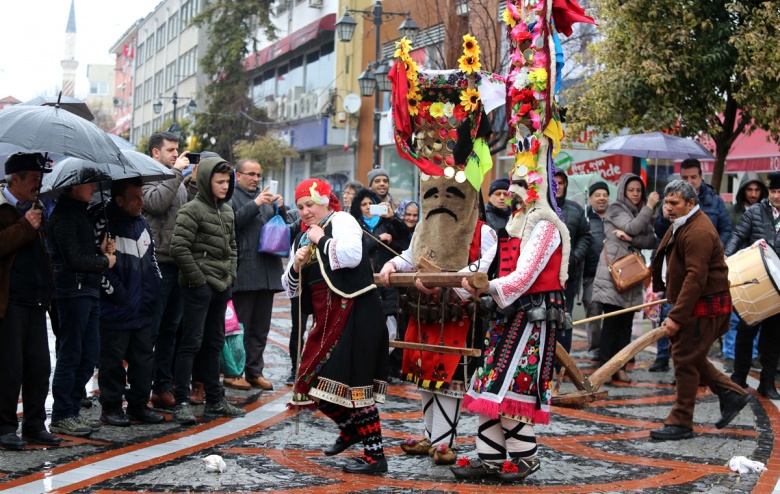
[229,159,284,391]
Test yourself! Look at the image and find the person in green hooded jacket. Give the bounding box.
[170,156,245,425]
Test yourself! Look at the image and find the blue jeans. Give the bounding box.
[150,262,183,394]
[656,302,673,360]
[722,311,758,359]
[52,297,100,421]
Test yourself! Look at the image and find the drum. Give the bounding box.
[726,242,780,326]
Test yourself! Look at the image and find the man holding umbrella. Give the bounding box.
[0,153,62,449]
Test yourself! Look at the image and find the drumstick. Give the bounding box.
[730,278,759,288]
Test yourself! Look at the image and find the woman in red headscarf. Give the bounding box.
[282,178,389,475]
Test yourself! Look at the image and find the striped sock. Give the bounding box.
[318,401,355,443]
[352,405,385,461]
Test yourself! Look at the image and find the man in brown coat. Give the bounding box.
[650,180,751,440]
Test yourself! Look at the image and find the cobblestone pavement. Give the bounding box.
[2,294,779,493]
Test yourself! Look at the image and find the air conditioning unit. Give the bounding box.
[309,0,323,7]
[271,0,291,16]
[277,95,288,120]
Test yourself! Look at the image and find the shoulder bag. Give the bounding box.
[603,245,651,293]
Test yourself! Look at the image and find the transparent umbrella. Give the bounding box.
[566,173,618,209]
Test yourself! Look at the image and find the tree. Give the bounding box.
[233,134,300,172]
[567,0,780,191]
[190,0,276,162]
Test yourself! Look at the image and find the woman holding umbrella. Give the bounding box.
[47,182,116,437]
[283,178,389,474]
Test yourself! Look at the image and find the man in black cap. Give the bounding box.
[0,153,62,449]
[724,172,780,399]
[553,171,592,354]
[485,178,511,232]
[581,181,610,360]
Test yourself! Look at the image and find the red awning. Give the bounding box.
[243,14,336,72]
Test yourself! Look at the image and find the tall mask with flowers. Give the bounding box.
[389,34,506,270]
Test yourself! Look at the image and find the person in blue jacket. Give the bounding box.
[96,178,164,426]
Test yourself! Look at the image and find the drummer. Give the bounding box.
[650,180,751,440]
[724,171,780,399]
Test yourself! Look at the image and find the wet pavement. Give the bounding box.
[2,294,779,493]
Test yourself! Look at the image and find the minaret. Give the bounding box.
[61,0,78,97]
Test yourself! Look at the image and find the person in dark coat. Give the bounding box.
[485,178,511,232]
[721,173,767,373]
[350,188,402,380]
[229,158,284,391]
[95,178,164,427]
[553,171,592,354]
[724,172,780,399]
[650,180,750,440]
[581,181,610,360]
[48,181,116,437]
[0,153,62,449]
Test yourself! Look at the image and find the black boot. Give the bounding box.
[714,386,752,429]
[757,379,780,400]
[648,358,669,372]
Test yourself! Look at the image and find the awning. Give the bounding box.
[676,125,780,173]
[243,14,336,72]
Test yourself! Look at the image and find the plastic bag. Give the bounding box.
[220,332,246,377]
[258,204,290,257]
[225,300,241,335]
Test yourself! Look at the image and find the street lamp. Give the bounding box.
[153,92,197,135]
[336,3,419,169]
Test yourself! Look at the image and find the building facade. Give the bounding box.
[108,21,141,138]
[130,0,207,146]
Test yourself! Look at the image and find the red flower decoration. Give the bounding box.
[526,188,540,203]
[453,104,469,120]
[457,457,471,467]
[514,31,533,43]
[418,101,432,116]
[518,103,533,116]
[502,460,519,473]
[519,89,535,103]
[530,139,541,155]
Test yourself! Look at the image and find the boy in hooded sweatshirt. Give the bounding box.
[170,157,245,425]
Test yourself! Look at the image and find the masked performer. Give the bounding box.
[450,0,593,482]
[378,34,502,465]
[282,178,389,475]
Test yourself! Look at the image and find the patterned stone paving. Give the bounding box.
[1,294,778,493]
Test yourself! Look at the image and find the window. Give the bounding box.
[154,70,164,97]
[165,61,176,90]
[303,44,334,93]
[133,84,142,106]
[288,56,304,91]
[178,48,198,80]
[146,33,155,60]
[156,25,166,51]
[180,1,191,29]
[135,43,144,67]
[276,64,288,97]
[144,78,153,103]
[168,13,178,40]
[89,81,108,95]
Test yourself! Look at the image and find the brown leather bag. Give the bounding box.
[603,247,651,293]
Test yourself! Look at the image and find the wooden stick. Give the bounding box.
[554,342,593,392]
[572,299,667,327]
[588,327,667,388]
[373,272,489,289]
[389,340,482,357]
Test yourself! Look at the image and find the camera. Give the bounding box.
[369,204,388,216]
[187,153,200,164]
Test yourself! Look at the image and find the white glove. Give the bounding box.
[203,454,227,473]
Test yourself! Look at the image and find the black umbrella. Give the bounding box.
[0,105,127,168]
[40,149,175,199]
[20,94,95,121]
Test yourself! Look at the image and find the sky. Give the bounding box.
[0,0,161,102]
